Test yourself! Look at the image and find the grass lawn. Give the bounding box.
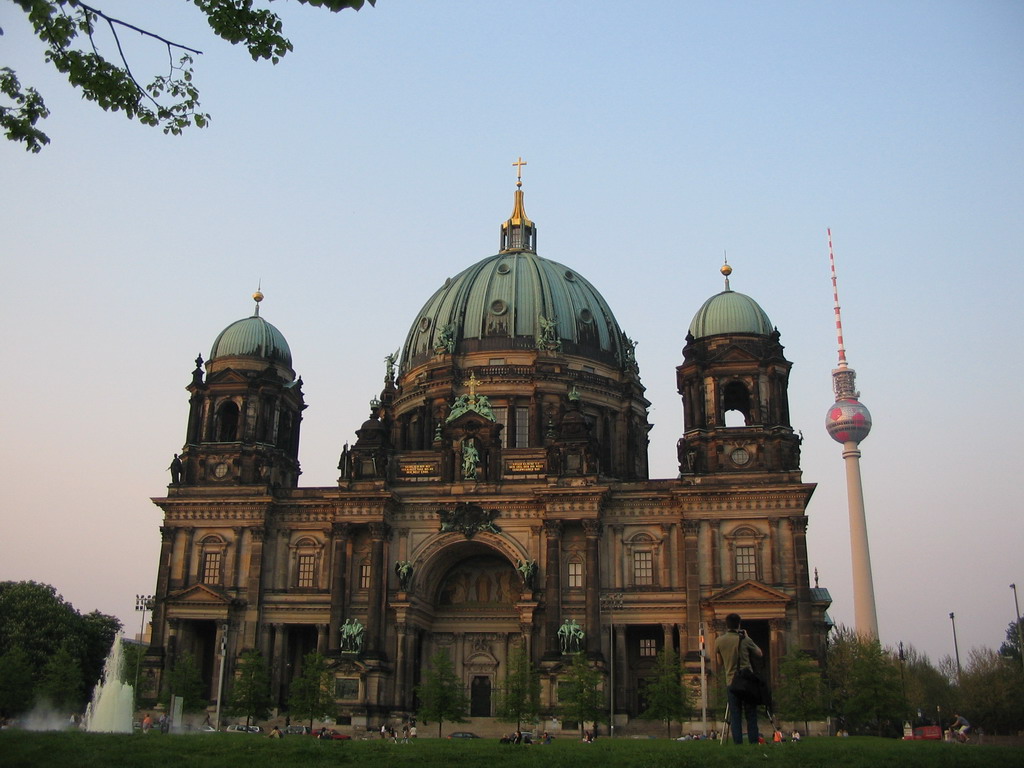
[1,731,1020,768]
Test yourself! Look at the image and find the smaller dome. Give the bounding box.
[210,315,292,367]
[825,398,872,444]
[689,289,774,338]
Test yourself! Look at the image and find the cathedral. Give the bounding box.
[143,174,832,731]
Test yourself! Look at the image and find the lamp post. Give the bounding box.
[949,612,961,679]
[1012,584,1024,674]
[213,623,229,731]
[133,595,153,706]
[897,642,907,726]
[699,621,708,735]
[600,592,624,738]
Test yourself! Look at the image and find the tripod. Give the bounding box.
[719,698,776,745]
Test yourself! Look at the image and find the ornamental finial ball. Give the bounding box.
[721,263,733,277]
[253,290,264,304]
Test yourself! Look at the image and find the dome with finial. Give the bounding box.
[399,170,633,373]
[688,263,774,338]
[209,292,293,368]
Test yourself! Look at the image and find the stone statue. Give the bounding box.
[462,439,480,480]
[168,453,182,484]
[384,349,399,384]
[340,617,365,653]
[435,323,456,354]
[395,560,413,590]
[557,618,585,654]
[537,314,561,352]
[516,558,537,590]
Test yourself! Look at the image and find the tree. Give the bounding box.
[162,652,207,713]
[999,617,1024,669]
[496,644,540,730]
[416,649,469,738]
[36,642,84,710]
[287,651,334,729]
[825,626,903,736]
[774,648,825,734]
[0,581,121,705]
[558,652,606,736]
[957,647,1024,735]
[0,647,35,718]
[228,649,272,727]
[638,647,690,737]
[4,0,377,152]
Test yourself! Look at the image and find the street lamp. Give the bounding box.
[133,595,154,704]
[1012,584,1024,674]
[213,623,229,731]
[599,592,624,738]
[949,612,961,679]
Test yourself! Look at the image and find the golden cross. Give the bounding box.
[512,156,527,187]
[464,372,480,400]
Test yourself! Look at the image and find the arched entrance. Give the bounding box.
[409,537,529,719]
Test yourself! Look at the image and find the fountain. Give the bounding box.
[84,634,135,733]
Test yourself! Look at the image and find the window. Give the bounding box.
[216,401,239,441]
[639,638,657,657]
[567,560,583,588]
[514,407,530,447]
[492,407,508,447]
[735,545,757,581]
[297,554,316,588]
[336,678,359,699]
[633,551,653,586]
[359,562,372,590]
[202,551,222,585]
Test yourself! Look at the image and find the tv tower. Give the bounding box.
[824,229,879,639]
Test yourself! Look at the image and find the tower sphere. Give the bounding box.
[825,398,871,444]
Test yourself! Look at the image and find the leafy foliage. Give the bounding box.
[36,642,84,710]
[558,652,606,734]
[0,647,36,718]
[0,580,121,715]
[999,617,1024,668]
[228,649,273,726]
[162,651,207,713]
[956,647,1024,736]
[415,649,469,737]
[287,651,335,728]
[826,626,903,736]
[774,648,825,732]
[3,0,376,152]
[638,647,690,737]
[496,644,540,729]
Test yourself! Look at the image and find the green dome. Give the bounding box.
[688,289,774,338]
[210,314,292,367]
[401,251,630,370]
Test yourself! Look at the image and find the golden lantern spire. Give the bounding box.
[500,156,537,253]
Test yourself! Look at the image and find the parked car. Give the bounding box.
[447,731,480,739]
[226,724,262,734]
[285,725,312,735]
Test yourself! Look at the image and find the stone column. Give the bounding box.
[316,623,327,654]
[395,622,408,709]
[790,516,813,649]
[365,522,390,659]
[242,527,266,649]
[611,524,624,589]
[583,519,602,656]
[768,518,780,585]
[682,520,700,655]
[151,526,176,649]
[328,523,350,652]
[660,524,672,588]
[181,529,195,586]
[543,520,562,658]
[709,520,721,587]
[271,623,286,706]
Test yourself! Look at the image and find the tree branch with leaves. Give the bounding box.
[2,0,375,152]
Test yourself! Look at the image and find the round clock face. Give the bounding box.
[214,462,229,478]
[731,448,750,466]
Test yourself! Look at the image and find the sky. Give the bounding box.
[2,0,1023,666]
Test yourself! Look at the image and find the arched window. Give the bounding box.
[198,534,228,586]
[726,526,764,583]
[722,380,751,426]
[628,532,657,588]
[290,536,323,590]
[216,401,240,441]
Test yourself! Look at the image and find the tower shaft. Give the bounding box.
[842,442,878,638]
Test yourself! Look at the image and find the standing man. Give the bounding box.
[715,613,763,745]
